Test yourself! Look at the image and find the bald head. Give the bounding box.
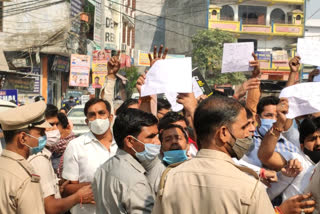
[194,96,245,147]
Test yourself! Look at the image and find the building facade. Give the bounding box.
[209,0,304,81]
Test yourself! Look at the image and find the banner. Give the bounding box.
[138,50,185,66]
[0,89,18,104]
[4,75,35,92]
[69,54,90,87]
[92,50,111,88]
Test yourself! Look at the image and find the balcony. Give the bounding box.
[237,0,304,5]
[209,20,303,37]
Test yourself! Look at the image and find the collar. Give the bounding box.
[196,149,235,165]
[42,147,52,159]
[254,129,285,144]
[1,149,25,161]
[83,131,114,144]
[116,149,146,174]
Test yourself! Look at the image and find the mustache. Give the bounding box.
[169,144,183,150]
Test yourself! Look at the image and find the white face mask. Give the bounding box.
[88,118,110,135]
[45,129,61,147]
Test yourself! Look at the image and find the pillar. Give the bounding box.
[41,55,48,102]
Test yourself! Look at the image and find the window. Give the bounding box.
[270,9,285,24]
[239,5,267,25]
[221,5,234,21]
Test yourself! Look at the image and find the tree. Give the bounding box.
[192,29,246,86]
[123,66,140,98]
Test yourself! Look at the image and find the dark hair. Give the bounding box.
[84,98,111,116]
[57,113,69,129]
[34,96,45,102]
[69,96,74,99]
[157,98,171,111]
[45,104,58,119]
[59,107,69,114]
[257,96,279,116]
[113,109,158,149]
[115,99,139,116]
[3,128,29,144]
[158,111,188,130]
[299,117,320,144]
[245,107,253,119]
[159,124,188,143]
[95,76,100,79]
[194,96,243,147]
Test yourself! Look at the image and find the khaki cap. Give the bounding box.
[0,101,51,131]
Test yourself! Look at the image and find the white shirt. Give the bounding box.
[267,151,315,201]
[62,131,118,214]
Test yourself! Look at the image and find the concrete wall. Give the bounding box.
[0,0,71,54]
[305,0,320,41]
[164,0,208,55]
[134,0,166,66]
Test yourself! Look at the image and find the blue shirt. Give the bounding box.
[243,130,299,167]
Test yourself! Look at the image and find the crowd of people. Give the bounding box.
[0,46,320,214]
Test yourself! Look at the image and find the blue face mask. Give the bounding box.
[258,119,276,136]
[130,136,160,162]
[25,134,47,155]
[163,150,188,165]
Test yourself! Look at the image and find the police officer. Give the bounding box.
[0,101,50,214]
[152,96,315,214]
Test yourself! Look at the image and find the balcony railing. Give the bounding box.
[209,20,303,37]
[238,0,304,4]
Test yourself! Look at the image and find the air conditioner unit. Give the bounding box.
[121,43,127,51]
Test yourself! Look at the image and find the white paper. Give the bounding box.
[141,57,192,97]
[165,92,183,112]
[165,78,204,112]
[279,82,320,119]
[297,38,320,67]
[192,77,203,98]
[221,42,254,73]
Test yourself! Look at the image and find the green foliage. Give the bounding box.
[192,29,246,85]
[123,66,140,98]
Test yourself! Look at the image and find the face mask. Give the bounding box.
[130,135,160,162]
[88,118,110,135]
[227,129,253,160]
[45,129,61,147]
[163,150,188,165]
[258,119,276,136]
[304,147,320,164]
[25,134,47,155]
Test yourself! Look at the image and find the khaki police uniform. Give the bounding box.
[0,101,51,214]
[152,149,275,214]
[28,147,61,199]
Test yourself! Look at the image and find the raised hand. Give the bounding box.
[136,71,147,96]
[274,98,289,131]
[289,56,301,73]
[308,69,320,82]
[233,78,260,100]
[148,45,168,67]
[250,53,260,78]
[108,50,121,75]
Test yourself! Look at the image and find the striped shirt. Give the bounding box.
[242,130,299,167]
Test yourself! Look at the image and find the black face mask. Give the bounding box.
[304,147,320,164]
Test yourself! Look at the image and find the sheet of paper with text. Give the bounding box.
[221,42,254,73]
[279,82,320,119]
